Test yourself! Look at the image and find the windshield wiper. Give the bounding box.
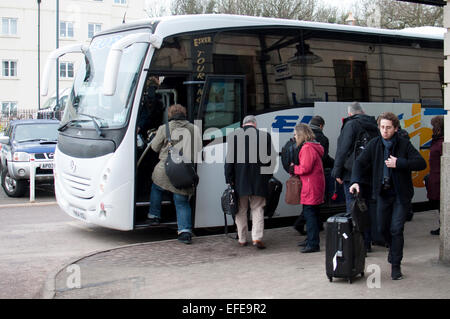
[18,138,45,143]
[78,113,105,137]
[58,119,82,132]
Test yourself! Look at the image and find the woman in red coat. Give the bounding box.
[294,124,325,253]
[428,115,444,235]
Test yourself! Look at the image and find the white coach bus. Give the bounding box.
[41,14,445,231]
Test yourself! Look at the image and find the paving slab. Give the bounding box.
[42,210,450,299]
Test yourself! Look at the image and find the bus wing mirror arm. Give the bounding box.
[41,43,88,96]
[103,33,162,96]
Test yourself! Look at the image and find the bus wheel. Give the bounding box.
[1,168,26,197]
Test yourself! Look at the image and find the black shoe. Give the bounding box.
[297,240,308,247]
[147,217,160,226]
[178,232,192,244]
[391,265,403,280]
[405,212,414,222]
[430,228,440,236]
[301,246,320,253]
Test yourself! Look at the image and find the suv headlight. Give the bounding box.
[13,152,30,162]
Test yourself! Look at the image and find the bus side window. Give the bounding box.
[199,75,246,140]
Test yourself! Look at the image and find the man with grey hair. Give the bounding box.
[331,101,379,253]
[225,115,275,249]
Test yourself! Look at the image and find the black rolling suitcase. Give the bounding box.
[264,177,282,218]
[325,213,365,284]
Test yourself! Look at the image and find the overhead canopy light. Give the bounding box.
[288,43,322,65]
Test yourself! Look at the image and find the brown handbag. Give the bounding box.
[285,175,302,205]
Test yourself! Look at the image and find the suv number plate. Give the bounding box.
[39,163,54,170]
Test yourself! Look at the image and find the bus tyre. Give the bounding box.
[1,167,27,197]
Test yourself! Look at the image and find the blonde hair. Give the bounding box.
[294,123,315,147]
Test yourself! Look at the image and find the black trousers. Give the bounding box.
[376,193,410,266]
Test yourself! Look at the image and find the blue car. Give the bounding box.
[0,119,59,197]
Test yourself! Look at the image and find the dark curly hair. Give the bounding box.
[377,112,400,128]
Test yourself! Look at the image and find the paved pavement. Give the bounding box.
[40,210,450,299]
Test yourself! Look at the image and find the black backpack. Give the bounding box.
[344,120,379,171]
[281,138,300,174]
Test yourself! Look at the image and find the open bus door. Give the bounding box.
[194,75,247,228]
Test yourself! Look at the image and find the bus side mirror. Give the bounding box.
[0,136,10,145]
[41,44,88,96]
[103,33,162,96]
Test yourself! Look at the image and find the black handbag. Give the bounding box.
[164,121,199,189]
[221,185,238,217]
[349,192,369,233]
[221,185,238,237]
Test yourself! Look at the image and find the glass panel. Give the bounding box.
[202,78,243,139]
[60,22,66,37]
[2,18,8,34]
[63,29,150,128]
[68,63,74,78]
[10,61,16,76]
[14,123,59,142]
[68,23,74,37]
[60,63,66,77]
[2,61,8,76]
[88,24,94,38]
[10,19,16,35]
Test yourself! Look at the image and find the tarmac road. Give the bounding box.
[0,192,176,299]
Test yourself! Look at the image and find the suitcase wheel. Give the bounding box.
[348,278,352,284]
[328,276,333,282]
[361,272,365,278]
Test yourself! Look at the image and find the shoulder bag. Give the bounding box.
[164,121,199,189]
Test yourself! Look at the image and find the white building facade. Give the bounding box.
[0,0,148,114]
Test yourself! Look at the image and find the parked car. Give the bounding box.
[0,119,59,197]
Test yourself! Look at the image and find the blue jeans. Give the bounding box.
[343,181,373,248]
[302,205,320,249]
[148,183,192,234]
[376,194,409,266]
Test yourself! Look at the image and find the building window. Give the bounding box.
[1,18,17,36]
[2,101,17,117]
[2,60,17,77]
[114,0,127,4]
[60,62,74,78]
[60,21,74,38]
[333,60,369,102]
[88,23,101,38]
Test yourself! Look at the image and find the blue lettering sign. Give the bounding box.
[272,115,299,132]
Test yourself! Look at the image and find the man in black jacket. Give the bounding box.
[310,115,334,169]
[225,115,275,249]
[350,112,426,280]
[331,102,379,251]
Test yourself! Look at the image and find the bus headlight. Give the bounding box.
[13,152,30,162]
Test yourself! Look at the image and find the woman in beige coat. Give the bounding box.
[147,104,202,244]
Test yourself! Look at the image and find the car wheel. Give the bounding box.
[1,167,26,197]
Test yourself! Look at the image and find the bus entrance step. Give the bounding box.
[136,201,173,207]
[134,221,177,229]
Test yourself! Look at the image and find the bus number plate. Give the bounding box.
[72,209,86,220]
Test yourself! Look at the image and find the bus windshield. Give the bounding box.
[61,29,150,130]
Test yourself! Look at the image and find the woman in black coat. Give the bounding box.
[428,115,444,235]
